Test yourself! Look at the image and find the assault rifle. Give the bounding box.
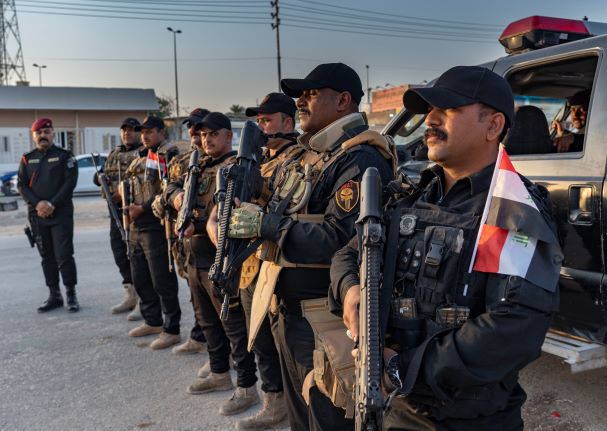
[175,149,200,240]
[355,167,385,431]
[91,152,126,241]
[119,179,131,255]
[209,121,265,320]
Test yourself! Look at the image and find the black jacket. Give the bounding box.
[330,163,560,428]
[18,145,78,222]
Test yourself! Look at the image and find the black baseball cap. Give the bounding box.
[198,112,231,131]
[245,93,297,118]
[120,117,140,129]
[403,65,514,127]
[135,115,165,131]
[281,62,364,105]
[182,107,210,126]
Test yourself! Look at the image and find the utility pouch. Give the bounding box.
[416,226,465,316]
[301,298,356,418]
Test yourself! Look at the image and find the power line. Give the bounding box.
[287,0,503,30]
[281,3,499,34]
[282,23,495,44]
[281,14,496,40]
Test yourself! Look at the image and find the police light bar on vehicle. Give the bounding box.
[499,16,607,54]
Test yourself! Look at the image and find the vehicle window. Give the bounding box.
[392,113,428,163]
[77,156,93,168]
[505,56,597,156]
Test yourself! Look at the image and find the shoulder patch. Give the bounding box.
[335,180,359,212]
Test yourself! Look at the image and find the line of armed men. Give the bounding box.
[17,62,562,431]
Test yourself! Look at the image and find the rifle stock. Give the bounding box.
[355,167,385,431]
[208,121,265,320]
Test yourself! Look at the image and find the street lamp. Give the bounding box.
[167,27,182,138]
[33,63,47,86]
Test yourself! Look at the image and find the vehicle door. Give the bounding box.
[491,39,607,343]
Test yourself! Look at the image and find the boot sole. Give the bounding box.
[187,383,234,395]
[111,306,135,314]
[37,304,64,313]
[220,398,261,416]
[237,418,289,431]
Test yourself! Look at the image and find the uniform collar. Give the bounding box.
[264,141,296,162]
[420,162,495,197]
[207,150,237,167]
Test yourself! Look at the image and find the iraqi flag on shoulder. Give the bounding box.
[145,150,167,179]
[468,145,562,293]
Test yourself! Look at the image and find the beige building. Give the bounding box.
[0,86,158,171]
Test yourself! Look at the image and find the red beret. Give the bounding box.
[31,118,53,132]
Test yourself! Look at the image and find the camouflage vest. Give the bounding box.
[104,144,141,192]
[126,141,178,205]
[192,153,237,223]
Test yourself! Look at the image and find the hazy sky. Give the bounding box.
[12,0,607,114]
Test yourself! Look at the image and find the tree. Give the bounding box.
[153,96,174,118]
[228,104,245,116]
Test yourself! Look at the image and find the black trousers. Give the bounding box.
[274,308,354,431]
[383,388,525,431]
[109,216,132,285]
[129,227,180,334]
[187,266,257,388]
[240,282,283,393]
[32,214,77,288]
[183,277,206,343]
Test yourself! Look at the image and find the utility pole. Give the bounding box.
[0,0,27,85]
[167,27,182,139]
[366,65,371,109]
[271,0,281,91]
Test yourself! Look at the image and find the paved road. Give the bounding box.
[0,197,606,430]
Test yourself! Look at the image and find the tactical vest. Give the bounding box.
[167,147,205,182]
[104,144,141,192]
[386,203,482,355]
[260,129,396,268]
[191,154,237,223]
[126,141,177,205]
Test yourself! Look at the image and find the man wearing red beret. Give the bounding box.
[17,118,80,312]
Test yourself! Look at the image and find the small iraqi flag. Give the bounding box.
[469,145,562,294]
[145,150,167,179]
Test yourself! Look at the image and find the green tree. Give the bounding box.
[228,104,245,116]
[153,96,174,118]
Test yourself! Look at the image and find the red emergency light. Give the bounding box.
[499,16,591,54]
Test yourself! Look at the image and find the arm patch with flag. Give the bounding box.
[471,146,562,293]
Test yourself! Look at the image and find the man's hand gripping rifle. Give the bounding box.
[209,121,265,321]
[355,167,385,431]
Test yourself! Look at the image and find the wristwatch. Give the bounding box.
[385,353,402,391]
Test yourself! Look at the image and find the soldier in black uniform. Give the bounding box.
[18,118,79,312]
[228,63,395,431]
[95,117,142,317]
[123,116,182,350]
[164,108,210,355]
[167,112,260,416]
[330,66,562,431]
[235,92,304,430]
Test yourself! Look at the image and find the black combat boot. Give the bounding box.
[37,285,64,313]
[65,286,80,313]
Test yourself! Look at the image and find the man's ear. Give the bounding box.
[486,112,506,142]
[336,91,353,113]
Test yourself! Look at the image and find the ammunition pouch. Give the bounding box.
[301,298,356,418]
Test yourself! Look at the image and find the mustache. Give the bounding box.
[424,127,448,143]
[39,138,49,143]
